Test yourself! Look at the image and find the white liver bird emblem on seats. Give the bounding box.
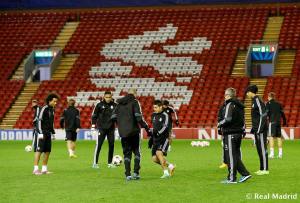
[72,24,211,109]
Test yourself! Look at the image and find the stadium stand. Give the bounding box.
[263,6,300,127]
[0,12,71,127]
[0,5,299,129]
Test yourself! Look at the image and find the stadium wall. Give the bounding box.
[0,0,299,9]
[0,128,299,140]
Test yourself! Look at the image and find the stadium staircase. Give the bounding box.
[231,51,247,76]
[51,22,79,80]
[50,22,78,49]
[0,83,39,129]
[275,50,295,76]
[263,16,284,41]
[52,54,79,80]
[11,57,27,80]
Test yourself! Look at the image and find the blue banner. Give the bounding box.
[0,129,121,141]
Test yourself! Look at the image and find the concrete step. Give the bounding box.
[19,91,36,95]
[54,67,72,71]
[52,43,66,47]
[236,58,246,62]
[264,32,280,35]
[54,39,69,43]
[275,70,292,73]
[7,111,23,115]
[0,125,14,129]
[234,64,245,68]
[236,56,247,60]
[64,25,78,28]
[3,115,20,119]
[13,101,30,105]
[1,119,17,124]
[233,67,245,70]
[53,70,70,74]
[59,32,75,36]
[61,58,77,62]
[59,61,75,65]
[277,61,294,64]
[278,57,295,61]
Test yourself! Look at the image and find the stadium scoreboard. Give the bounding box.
[251,45,276,61]
[246,43,278,77]
[34,50,58,65]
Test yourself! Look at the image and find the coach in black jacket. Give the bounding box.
[246,85,269,175]
[111,88,151,180]
[60,99,81,158]
[91,91,117,168]
[218,88,251,184]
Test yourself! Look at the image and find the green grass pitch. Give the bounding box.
[0,140,299,202]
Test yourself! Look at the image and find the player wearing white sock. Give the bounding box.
[150,100,176,179]
[60,99,81,159]
[33,94,59,175]
[266,92,286,159]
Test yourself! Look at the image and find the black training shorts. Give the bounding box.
[152,139,169,157]
[268,122,282,138]
[65,130,77,141]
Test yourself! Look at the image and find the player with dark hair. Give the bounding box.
[111,89,151,180]
[162,100,179,152]
[246,85,269,175]
[33,93,59,175]
[91,91,117,168]
[266,92,287,158]
[150,100,176,178]
[60,98,81,158]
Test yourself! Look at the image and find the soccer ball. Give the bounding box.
[112,155,123,166]
[191,141,210,147]
[191,141,198,147]
[203,141,210,147]
[198,141,204,147]
[25,145,32,152]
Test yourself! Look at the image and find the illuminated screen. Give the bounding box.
[34,50,56,65]
[251,45,276,61]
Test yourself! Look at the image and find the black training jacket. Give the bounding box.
[251,96,268,133]
[151,111,170,143]
[266,99,287,126]
[111,94,149,137]
[37,105,55,135]
[218,98,245,136]
[60,106,81,131]
[91,100,116,130]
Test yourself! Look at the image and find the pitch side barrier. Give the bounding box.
[0,128,299,140]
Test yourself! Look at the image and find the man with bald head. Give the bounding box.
[112,88,152,181]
